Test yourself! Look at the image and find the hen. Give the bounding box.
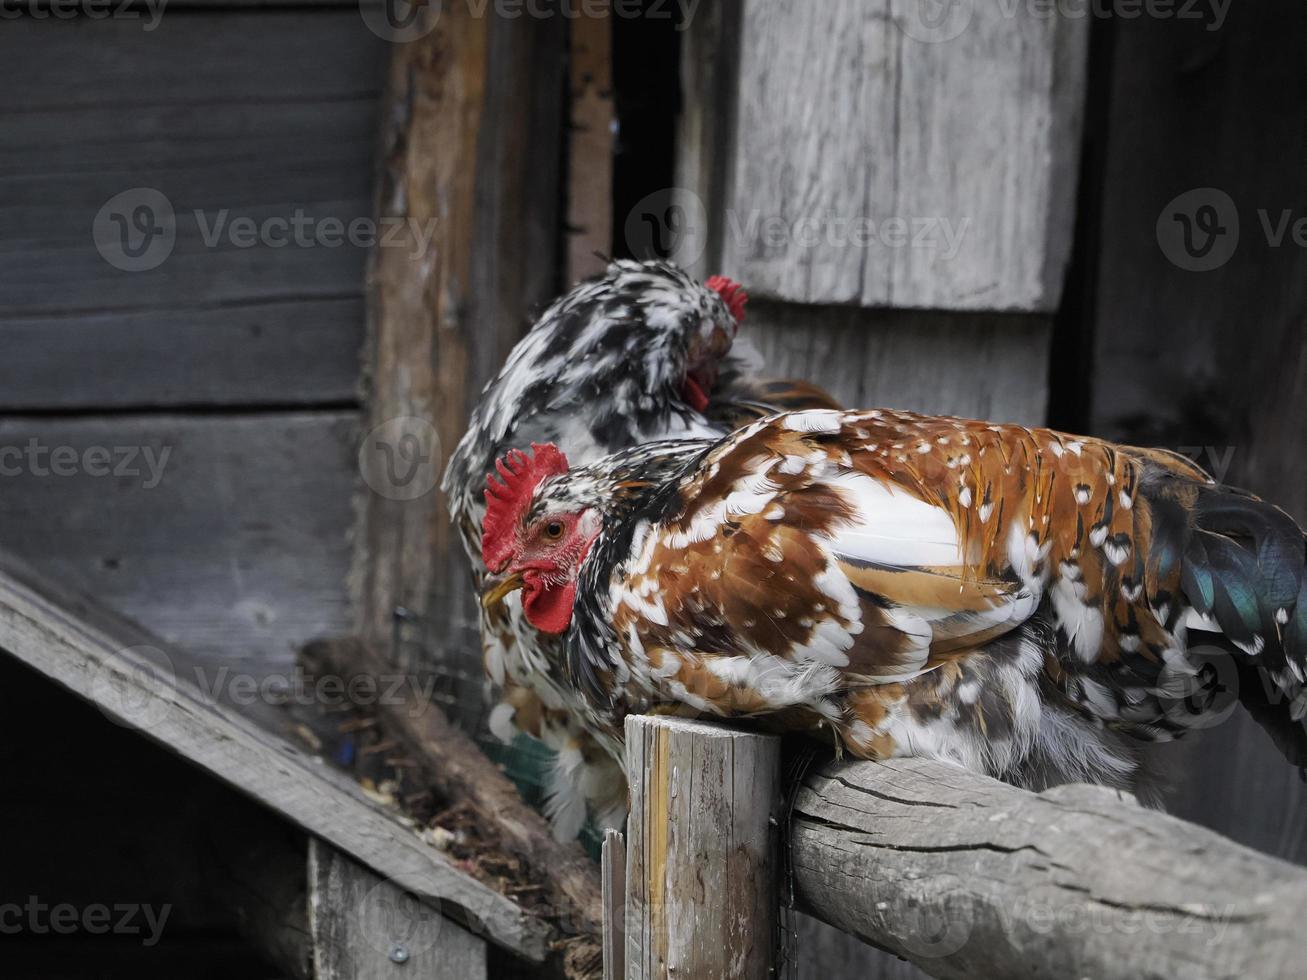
[442,260,837,837]
[481,409,1307,793]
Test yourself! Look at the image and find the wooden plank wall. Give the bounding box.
[0,14,385,673]
[1088,3,1307,865]
[723,1,1087,312]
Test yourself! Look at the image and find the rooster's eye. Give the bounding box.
[542,520,565,540]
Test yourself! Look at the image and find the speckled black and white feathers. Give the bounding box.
[441,260,840,839]
[443,259,742,525]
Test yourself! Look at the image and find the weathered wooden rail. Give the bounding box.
[610,715,1307,980]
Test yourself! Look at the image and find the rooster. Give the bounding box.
[480,409,1307,792]
[442,260,838,837]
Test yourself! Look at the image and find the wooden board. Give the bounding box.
[309,838,488,980]
[0,13,383,408]
[1086,2,1307,865]
[0,300,363,410]
[744,300,1052,425]
[600,829,626,980]
[0,413,358,672]
[720,0,1089,312]
[0,551,551,961]
[350,5,566,676]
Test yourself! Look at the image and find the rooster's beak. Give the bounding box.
[482,571,526,612]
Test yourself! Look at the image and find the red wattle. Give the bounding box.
[682,375,710,413]
[523,581,577,635]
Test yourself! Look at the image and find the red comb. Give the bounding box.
[482,443,570,571]
[705,275,748,324]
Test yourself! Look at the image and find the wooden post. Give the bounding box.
[601,829,626,980]
[624,715,781,980]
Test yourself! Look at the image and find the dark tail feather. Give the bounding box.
[1181,487,1304,664]
[1178,487,1307,765]
[707,376,844,430]
[1234,658,1307,768]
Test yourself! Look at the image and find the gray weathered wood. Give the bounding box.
[308,838,488,980]
[791,756,1307,980]
[744,300,1052,425]
[0,14,382,408]
[792,914,925,980]
[0,413,357,673]
[601,829,626,980]
[720,0,1088,311]
[0,552,551,962]
[0,301,363,410]
[624,715,781,980]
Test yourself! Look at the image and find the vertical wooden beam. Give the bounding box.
[351,5,565,665]
[673,0,743,280]
[567,12,615,282]
[308,837,488,980]
[624,715,782,980]
[601,828,626,980]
